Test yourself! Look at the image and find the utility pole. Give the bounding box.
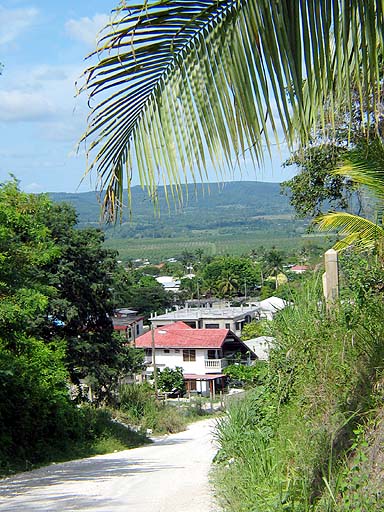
[151,324,158,398]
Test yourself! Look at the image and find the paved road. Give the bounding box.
[0,418,220,512]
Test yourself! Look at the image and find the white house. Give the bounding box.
[249,296,288,321]
[135,321,255,395]
[150,305,260,336]
[243,336,275,360]
[155,275,181,293]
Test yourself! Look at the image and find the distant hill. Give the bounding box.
[50,181,299,239]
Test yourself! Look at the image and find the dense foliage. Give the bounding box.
[157,367,185,395]
[0,181,144,472]
[215,260,384,511]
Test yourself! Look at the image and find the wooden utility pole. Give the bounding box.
[323,249,339,311]
[151,324,158,398]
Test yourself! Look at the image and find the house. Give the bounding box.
[150,304,260,336]
[135,322,255,396]
[246,296,288,321]
[289,264,309,274]
[112,308,145,343]
[243,336,275,360]
[155,275,181,293]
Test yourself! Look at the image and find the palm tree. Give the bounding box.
[316,139,384,261]
[264,248,285,289]
[79,1,383,220]
[216,272,239,298]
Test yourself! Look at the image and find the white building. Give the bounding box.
[135,321,254,395]
[155,275,181,293]
[150,305,260,336]
[243,336,275,360]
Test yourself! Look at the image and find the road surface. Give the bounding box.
[0,418,220,512]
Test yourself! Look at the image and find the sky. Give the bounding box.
[0,1,297,194]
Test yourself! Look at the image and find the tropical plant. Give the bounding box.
[316,139,384,260]
[79,1,384,220]
[263,249,285,289]
[157,366,186,394]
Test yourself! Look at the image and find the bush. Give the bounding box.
[214,272,384,511]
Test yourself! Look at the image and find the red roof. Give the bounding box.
[135,321,230,349]
[290,265,309,271]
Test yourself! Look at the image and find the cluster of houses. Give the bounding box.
[112,296,288,396]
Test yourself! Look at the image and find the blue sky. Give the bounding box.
[0,1,296,193]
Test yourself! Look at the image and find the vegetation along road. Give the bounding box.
[0,418,220,512]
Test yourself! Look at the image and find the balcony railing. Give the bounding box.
[204,359,228,371]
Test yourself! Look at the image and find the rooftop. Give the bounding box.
[136,321,231,349]
[150,305,260,321]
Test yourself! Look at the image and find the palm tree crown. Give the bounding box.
[316,139,384,260]
[79,1,384,220]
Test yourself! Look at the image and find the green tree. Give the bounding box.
[216,271,239,298]
[263,249,285,290]
[157,367,186,394]
[79,1,383,219]
[202,256,260,298]
[241,320,270,341]
[123,272,174,320]
[316,139,384,261]
[281,144,355,218]
[0,180,76,468]
[34,202,132,403]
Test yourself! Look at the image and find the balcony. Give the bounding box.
[204,358,228,372]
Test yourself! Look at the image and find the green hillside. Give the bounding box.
[50,182,328,262]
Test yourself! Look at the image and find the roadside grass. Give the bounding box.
[1,387,220,478]
[118,383,219,435]
[213,273,384,511]
[0,406,149,477]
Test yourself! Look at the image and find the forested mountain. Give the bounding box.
[50,181,297,239]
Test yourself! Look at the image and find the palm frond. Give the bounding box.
[334,139,384,201]
[79,1,384,220]
[316,211,384,252]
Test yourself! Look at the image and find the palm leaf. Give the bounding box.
[334,139,384,202]
[79,1,384,220]
[315,211,384,252]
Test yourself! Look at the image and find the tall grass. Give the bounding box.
[118,383,213,435]
[214,270,384,511]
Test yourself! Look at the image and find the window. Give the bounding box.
[225,323,231,329]
[205,323,220,329]
[183,349,196,362]
[175,349,180,353]
[136,324,140,335]
[164,349,170,353]
[207,349,216,360]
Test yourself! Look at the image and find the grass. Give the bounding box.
[118,383,218,435]
[213,272,384,511]
[0,406,150,477]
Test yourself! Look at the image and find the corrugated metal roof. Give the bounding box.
[135,321,229,348]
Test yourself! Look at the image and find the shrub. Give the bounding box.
[214,271,384,511]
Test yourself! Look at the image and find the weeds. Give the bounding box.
[213,269,384,511]
[118,383,215,435]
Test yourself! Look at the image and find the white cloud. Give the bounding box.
[0,90,55,122]
[24,182,44,192]
[0,5,38,46]
[65,13,109,47]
